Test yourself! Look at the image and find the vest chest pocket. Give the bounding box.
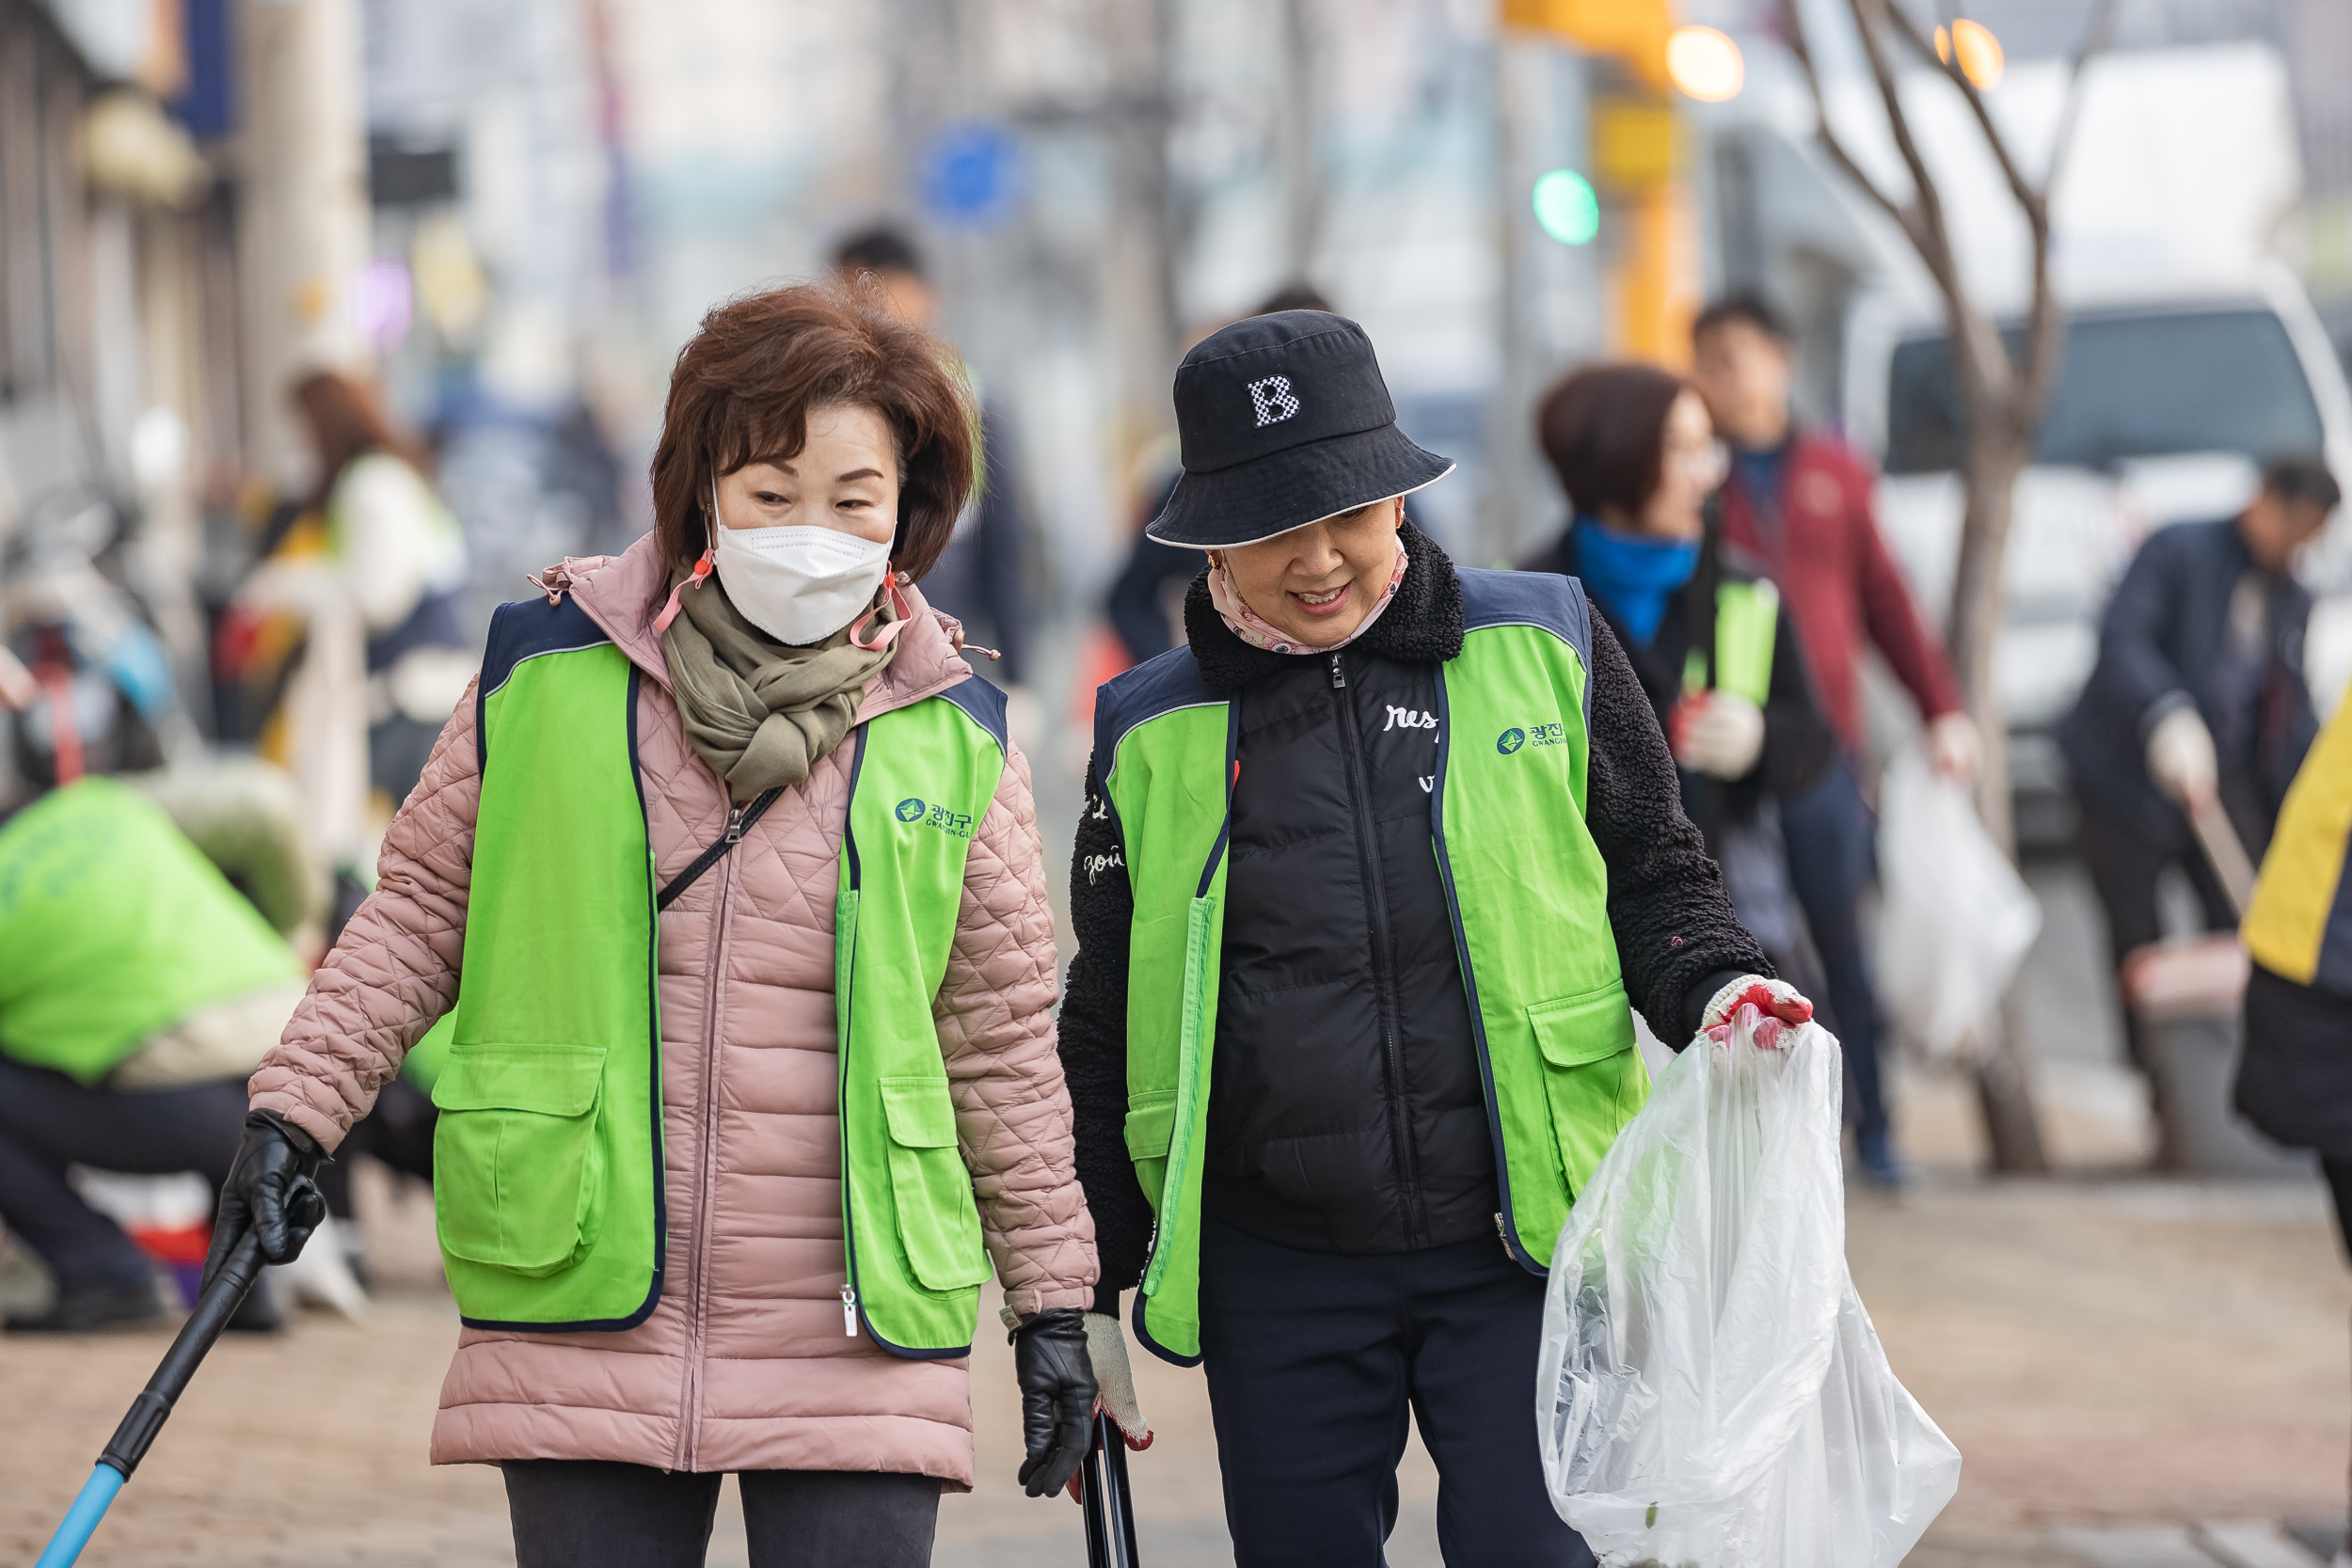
[1527,984,1646,1199]
[430,1043,608,1277]
[879,1076,990,1291]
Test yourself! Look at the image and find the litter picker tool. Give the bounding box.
[35,1212,286,1568]
[1078,1409,1141,1568]
[2187,796,2257,918]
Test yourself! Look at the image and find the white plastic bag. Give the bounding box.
[1536,1011,1961,1567]
[1874,747,2041,1059]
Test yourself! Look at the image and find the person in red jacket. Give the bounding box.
[1691,294,1979,1184]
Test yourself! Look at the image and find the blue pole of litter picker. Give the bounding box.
[34,1466,124,1568]
[34,1222,274,1568]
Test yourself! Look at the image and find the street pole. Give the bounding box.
[233,0,370,497]
[1100,0,1181,461]
[1279,0,1319,286]
[1484,33,1536,568]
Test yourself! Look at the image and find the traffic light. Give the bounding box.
[1533,169,1600,246]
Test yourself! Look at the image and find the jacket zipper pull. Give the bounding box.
[725,806,747,845]
[1329,652,1346,689]
[841,1284,858,1338]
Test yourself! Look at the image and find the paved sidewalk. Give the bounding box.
[2,1170,2344,1566]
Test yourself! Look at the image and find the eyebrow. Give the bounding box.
[835,467,885,483]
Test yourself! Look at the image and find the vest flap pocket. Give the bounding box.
[1527,984,1648,1200]
[881,1076,959,1148]
[432,1044,608,1277]
[1527,986,1635,1067]
[431,1043,607,1116]
[1122,1092,1178,1160]
[878,1076,989,1292]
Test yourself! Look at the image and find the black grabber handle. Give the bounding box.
[102,1217,276,1479]
[37,1208,289,1568]
[1079,1410,1141,1568]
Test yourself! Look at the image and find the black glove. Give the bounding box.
[1010,1307,1098,1498]
[203,1110,327,1292]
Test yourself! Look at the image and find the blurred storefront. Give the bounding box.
[0,0,246,801]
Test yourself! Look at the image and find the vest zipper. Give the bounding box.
[1430,668,1538,1272]
[841,1283,858,1338]
[675,835,737,1471]
[1329,648,1425,1246]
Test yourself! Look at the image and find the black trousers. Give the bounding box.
[2076,804,2239,1071]
[1197,1216,1595,1568]
[312,1076,437,1220]
[501,1461,940,1568]
[0,1056,248,1291]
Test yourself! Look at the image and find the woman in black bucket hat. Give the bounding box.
[1058,311,1814,1566]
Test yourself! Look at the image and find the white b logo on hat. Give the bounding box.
[1247,374,1302,428]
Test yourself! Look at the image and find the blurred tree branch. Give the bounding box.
[1778,0,2121,1175]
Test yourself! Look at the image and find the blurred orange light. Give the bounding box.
[1666,25,1744,103]
[1933,19,2005,90]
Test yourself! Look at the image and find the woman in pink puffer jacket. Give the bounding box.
[204,286,1099,1567]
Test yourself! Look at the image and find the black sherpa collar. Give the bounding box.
[1181,522,1467,691]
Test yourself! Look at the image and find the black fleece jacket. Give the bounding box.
[1057,531,1767,1312]
[1521,520,1834,847]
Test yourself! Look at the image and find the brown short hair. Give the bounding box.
[649,283,978,586]
[1537,362,1688,519]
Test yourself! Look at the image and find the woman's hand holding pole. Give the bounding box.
[1010,1308,1100,1498]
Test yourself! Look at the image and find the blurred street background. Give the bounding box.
[8,0,2352,1563]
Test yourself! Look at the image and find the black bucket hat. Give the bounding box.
[1147,310,1454,549]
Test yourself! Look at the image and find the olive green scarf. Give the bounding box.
[659,572,898,804]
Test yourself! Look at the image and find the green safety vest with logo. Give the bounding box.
[0,777,305,1085]
[1680,576,1779,707]
[427,593,1010,1354]
[1093,569,1652,1365]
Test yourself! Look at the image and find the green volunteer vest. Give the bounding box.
[1681,577,1779,705]
[429,594,1008,1351]
[1095,570,1651,1365]
[0,778,303,1085]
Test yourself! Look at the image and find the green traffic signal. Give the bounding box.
[1533,169,1599,246]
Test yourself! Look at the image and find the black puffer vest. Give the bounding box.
[1190,531,1496,1255]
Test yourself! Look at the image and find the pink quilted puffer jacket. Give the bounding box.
[248,533,1096,1486]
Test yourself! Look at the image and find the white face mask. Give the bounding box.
[708,477,894,645]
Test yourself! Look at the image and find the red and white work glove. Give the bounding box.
[1699,974,1815,1050]
[1066,1310,1152,1502]
[1926,710,1981,782]
[1668,691,1766,781]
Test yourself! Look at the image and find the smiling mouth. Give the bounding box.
[1291,583,1350,614]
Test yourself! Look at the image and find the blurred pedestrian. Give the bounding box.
[1691,293,1976,1184]
[1521,362,1835,983]
[2233,687,2352,1568]
[832,224,1034,687]
[289,370,475,806]
[206,283,1098,1567]
[0,774,307,1333]
[2060,454,2335,1060]
[1061,311,1810,1568]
